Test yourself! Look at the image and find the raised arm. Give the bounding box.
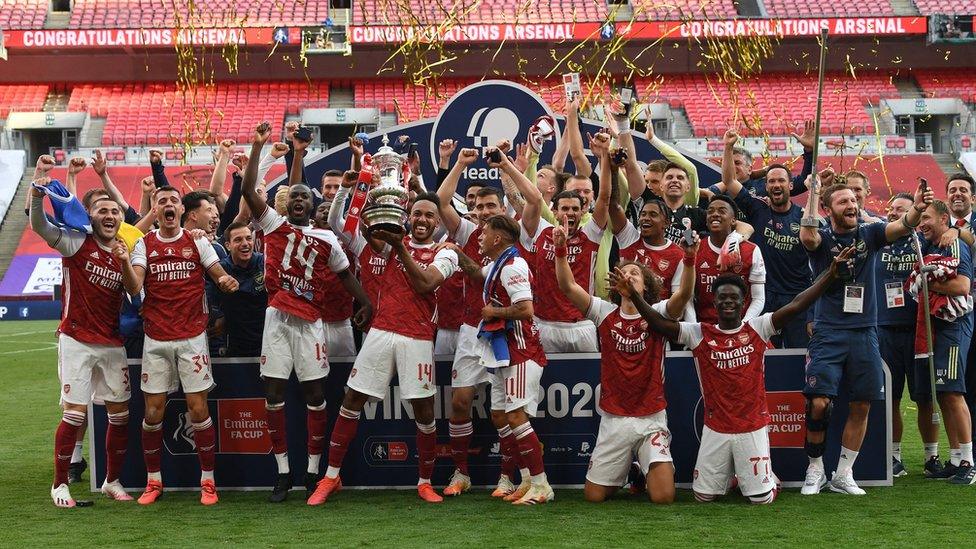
[377,231,446,294]
[612,267,681,341]
[799,175,823,251]
[348,135,364,172]
[489,146,542,236]
[665,236,700,319]
[611,109,647,201]
[65,156,86,196]
[885,181,931,242]
[591,146,612,230]
[438,146,478,235]
[721,130,745,198]
[111,239,141,296]
[242,123,273,219]
[29,179,68,248]
[553,217,591,313]
[149,149,170,188]
[25,155,55,214]
[771,245,852,330]
[208,139,235,212]
[138,176,154,217]
[566,97,592,178]
[289,133,310,186]
[328,173,355,243]
[90,150,130,212]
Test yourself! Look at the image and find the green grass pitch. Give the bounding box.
[1,320,973,546]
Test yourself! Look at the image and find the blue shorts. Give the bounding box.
[879,325,916,402]
[914,322,970,401]
[765,291,810,349]
[804,326,883,401]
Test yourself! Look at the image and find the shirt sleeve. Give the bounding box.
[453,217,477,247]
[585,296,616,325]
[581,217,605,244]
[865,221,889,251]
[749,312,779,343]
[430,248,459,279]
[255,203,286,235]
[676,321,704,349]
[130,238,148,269]
[748,245,766,283]
[348,231,366,257]
[501,259,533,303]
[195,237,220,269]
[520,217,549,251]
[614,221,640,249]
[29,194,86,257]
[324,231,351,273]
[650,135,700,207]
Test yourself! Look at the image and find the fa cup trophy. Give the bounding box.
[361,135,410,234]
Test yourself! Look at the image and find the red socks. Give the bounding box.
[141,419,163,475]
[265,402,287,455]
[306,403,328,458]
[327,406,361,471]
[54,410,86,486]
[497,425,517,478]
[105,411,129,483]
[513,422,544,476]
[449,420,473,475]
[192,417,216,473]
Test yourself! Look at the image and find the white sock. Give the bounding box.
[274,453,289,475]
[960,442,973,465]
[201,470,214,482]
[950,448,962,467]
[147,471,162,483]
[307,454,321,474]
[325,466,341,479]
[71,442,84,463]
[519,467,531,483]
[924,443,939,459]
[809,456,824,471]
[531,472,548,485]
[892,442,902,462]
[418,478,431,486]
[836,446,858,476]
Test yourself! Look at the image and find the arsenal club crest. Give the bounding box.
[657,259,670,272]
[181,247,193,259]
[738,332,750,345]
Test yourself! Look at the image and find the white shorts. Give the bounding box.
[451,323,490,388]
[141,331,214,395]
[693,425,774,497]
[536,319,598,353]
[434,328,459,356]
[586,411,673,487]
[347,328,435,401]
[489,360,544,415]
[261,307,330,382]
[58,334,130,406]
[324,319,356,358]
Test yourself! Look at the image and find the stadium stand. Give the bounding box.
[631,0,738,20]
[644,72,901,137]
[67,0,334,29]
[762,0,894,16]
[0,85,50,118]
[913,0,976,15]
[913,69,976,103]
[351,0,608,24]
[0,0,47,30]
[67,82,329,145]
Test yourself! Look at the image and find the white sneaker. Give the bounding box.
[442,469,471,497]
[51,483,76,508]
[101,479,134,501]
[491,474,516,498]
[829,471,866,495]
[513,481,555,505]
[800,466,827,495]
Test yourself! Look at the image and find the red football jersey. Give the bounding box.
[320,248,355,323]
[615,223,685,300]
[349,232,388,312]
[587,298,668,417]
[257,209,350,323]
[454,219,493,328]
[482,255,547,367]
[694,237,765,325]
[678,314,778,433]
[132,229,219,341]
[523,218,604,323]
[59,235,125,345]
[437,272,464,330]
[370,238,458,341]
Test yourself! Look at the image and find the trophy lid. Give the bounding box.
[373,134,400,161]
